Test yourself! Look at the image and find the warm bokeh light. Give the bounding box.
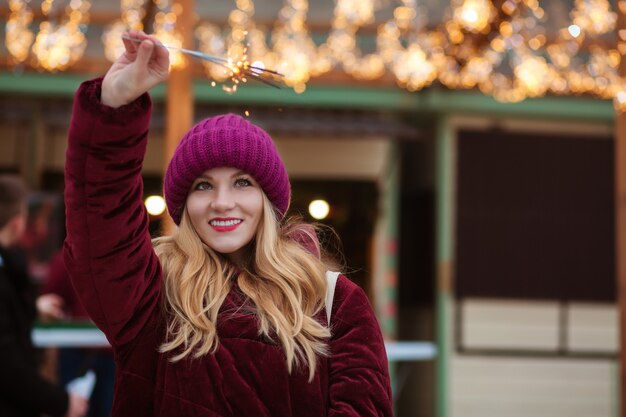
[145,195,167,216]
[571,0,616,35]
[7,0,90,70]
[103,0,147,62]
[308,200,330,220]
[568,24,581,38]
[453,0,496,33]
[615,89,626,112]
[153,0,185,70]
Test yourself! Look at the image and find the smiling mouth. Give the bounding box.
[209,219,242,232]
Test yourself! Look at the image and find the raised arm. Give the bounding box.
[327,275,394,416]
[63,31,170,348]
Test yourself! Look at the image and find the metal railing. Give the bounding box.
[33,323,437,362]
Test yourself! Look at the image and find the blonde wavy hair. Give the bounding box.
[152,193,332,381]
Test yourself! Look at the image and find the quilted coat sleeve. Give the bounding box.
[63,77,162,349]
[327,275,393,416]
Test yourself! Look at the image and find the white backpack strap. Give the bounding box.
[325,271,340,325]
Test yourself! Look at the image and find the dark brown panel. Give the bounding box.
[456,129,615,301]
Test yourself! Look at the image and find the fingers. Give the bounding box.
[122,30,168,69]
[135,39,155,68]
[150,37,170,66]
[140,33,168,66]
[121,30,151,55]
[145,32,164,48]
[121,30,143,55]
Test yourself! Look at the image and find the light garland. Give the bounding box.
[6,0,90,70]
[452,0,496,33]
[152,0,185,69]
[474,1,550,102]
[571,0,616,36]
[5,0,34,64]
[378,0,440,91]
[328,0,386,81]
[197,0,256,93]
[31,0,91,71]
[270,0,323,92]
[102,0,148,62]
[4,0,626,107]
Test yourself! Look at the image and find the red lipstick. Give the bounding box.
[209,218,242,232]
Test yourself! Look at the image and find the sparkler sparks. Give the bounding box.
[121,35,284,93]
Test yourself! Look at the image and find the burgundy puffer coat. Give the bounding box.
[64,78,393,417]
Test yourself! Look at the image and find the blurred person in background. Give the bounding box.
[38,250,115,417]
[0,175,89,417]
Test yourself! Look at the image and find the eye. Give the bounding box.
[234,177,253,188]
[194,181,212,191]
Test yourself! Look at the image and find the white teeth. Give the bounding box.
[210,219,242,227]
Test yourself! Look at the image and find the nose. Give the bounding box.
[209,187,235,211]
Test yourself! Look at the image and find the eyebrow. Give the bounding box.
[194,171,250,182]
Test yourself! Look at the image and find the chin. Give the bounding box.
[215,248,239,256]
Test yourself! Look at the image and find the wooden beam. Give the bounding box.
[618,97,626,417]
[142,0,157,33]
[617,5,626,417]
[163,0,194,235]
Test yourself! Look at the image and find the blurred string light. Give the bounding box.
[452,0,496,33]
[5,0,626,108]
[145,195,166,216]
[190,0,624,105]
[326,0,386,82]
[309,199,330,220]
[474,1,557,102]
[102,0,148,62]
[5,0,34,63]
[197,0,256,93]
[270,0,330,93]
[152,0,185,69]
[378,0,440,92]
[6,0,90,70]
[568,24,581,38]
[571,0,616,36]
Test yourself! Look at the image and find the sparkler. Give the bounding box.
[121,35,284,92]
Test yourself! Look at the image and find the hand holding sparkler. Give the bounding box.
[121,34,284,93]
[101,30,170,108]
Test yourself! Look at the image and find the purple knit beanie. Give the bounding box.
[164,114,290,225]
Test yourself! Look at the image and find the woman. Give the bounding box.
[64,30,392,416]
